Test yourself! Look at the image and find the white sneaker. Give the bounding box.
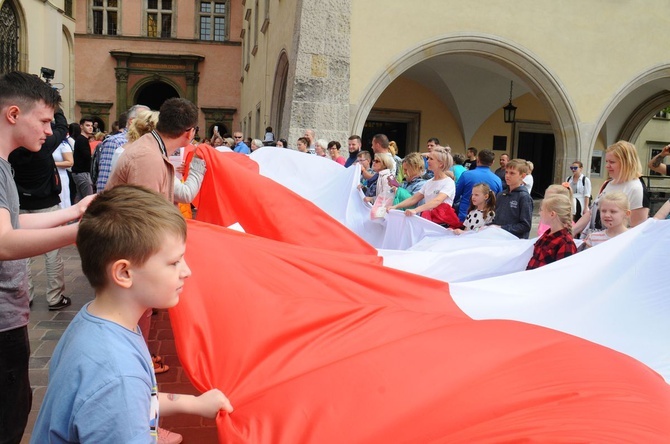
[157,427,183,444]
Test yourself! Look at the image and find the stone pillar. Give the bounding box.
[284,0,351,146]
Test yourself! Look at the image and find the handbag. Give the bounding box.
[370,191,395,220]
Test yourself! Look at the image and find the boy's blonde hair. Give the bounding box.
[542,194,573,234]
[600,191,630,212]
[77,185,187,290]
[606,141,642,183]
[506,159,530,175]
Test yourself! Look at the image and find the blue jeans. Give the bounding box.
[0,326,31,444]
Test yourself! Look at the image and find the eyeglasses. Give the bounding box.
[570,166,579,170]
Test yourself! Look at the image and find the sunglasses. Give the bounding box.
[373,159,381,163]
[570,166,579,170]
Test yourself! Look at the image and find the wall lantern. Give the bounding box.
[503,80,517,123]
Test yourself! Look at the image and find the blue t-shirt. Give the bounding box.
[31,303,159,443]
[454,166,503,221]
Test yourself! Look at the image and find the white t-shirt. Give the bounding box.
[523,175,534,194]
[598,179,643,210]
[419,177,455,205]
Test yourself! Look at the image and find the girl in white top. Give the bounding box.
[583,192,630,248]
[452,183,496,234]
[389,147,455,217]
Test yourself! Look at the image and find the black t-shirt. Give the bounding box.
[463,160,477,170]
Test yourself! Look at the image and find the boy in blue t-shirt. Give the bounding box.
[31,185,233,443]
[493,159,534,239]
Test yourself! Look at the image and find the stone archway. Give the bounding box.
[590,64,670,146]
[134,80,180,111]
[351,34,581,184]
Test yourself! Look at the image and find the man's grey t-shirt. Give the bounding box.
[0,157,29,332]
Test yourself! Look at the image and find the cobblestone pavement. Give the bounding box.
[21,245,217,443]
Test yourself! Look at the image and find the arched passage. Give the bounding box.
[133,79,180,111]
[352,34,581,184]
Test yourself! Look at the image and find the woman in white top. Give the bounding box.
[363,152,394,203]
[566,160,592,221]
[389,147,459,226]
[575,140,648,235]
[52,140,74,208]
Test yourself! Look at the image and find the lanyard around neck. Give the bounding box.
[151,130,168,158]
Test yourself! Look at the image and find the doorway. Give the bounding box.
[135,81,179,111]
[517,131,555,198]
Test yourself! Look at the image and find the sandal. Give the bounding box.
[152,354,163,364]
[153,361,170,374]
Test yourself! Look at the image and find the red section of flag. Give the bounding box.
[191,148,377,256]
[170,220,670,443]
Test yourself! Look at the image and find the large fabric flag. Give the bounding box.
[171,220,670,443]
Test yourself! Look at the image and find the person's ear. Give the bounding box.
[4,105,20,124]
[110,259,133,289]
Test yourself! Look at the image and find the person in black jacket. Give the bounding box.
[8,107,71,310]
[71,117,94,201]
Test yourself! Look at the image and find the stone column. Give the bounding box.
[284,0,351,146]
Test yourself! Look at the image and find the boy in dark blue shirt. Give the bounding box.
[493,159,533,239]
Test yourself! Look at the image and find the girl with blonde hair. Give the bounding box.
[583,192,630,249]
[526,194,577,270]
[537,183,573,236]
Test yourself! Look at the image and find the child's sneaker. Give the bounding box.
[157,427,183,444]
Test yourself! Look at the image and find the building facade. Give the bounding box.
[72,0,242,138]
[240,0,670,195]
[0,0,76,120]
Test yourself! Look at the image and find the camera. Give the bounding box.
[40,67,55,83]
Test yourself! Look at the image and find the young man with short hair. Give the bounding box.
[31,185,232,443]
[0,71,94,443]
[71,117,94,200]
[463,147,478,170]
[345,135,362,167]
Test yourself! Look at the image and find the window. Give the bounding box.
[147,0,173,38]
[65,0,73,17]
[199,1,227,41]
[0,1,20,74]
[92,0,118,35]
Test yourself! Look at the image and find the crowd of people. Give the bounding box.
[1,69,670,443]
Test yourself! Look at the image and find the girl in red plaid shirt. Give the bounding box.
[527,194,577,270]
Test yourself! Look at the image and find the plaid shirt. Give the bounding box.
[96,130,127,191]
[526,228,577,270]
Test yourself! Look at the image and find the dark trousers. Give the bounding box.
[0,326,31,444]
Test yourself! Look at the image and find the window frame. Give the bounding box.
[197,1,229,42]
[144,0,176,39]
[89,0,120,36]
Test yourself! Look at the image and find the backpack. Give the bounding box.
[90,144,102,191]
[566,175,588,218]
